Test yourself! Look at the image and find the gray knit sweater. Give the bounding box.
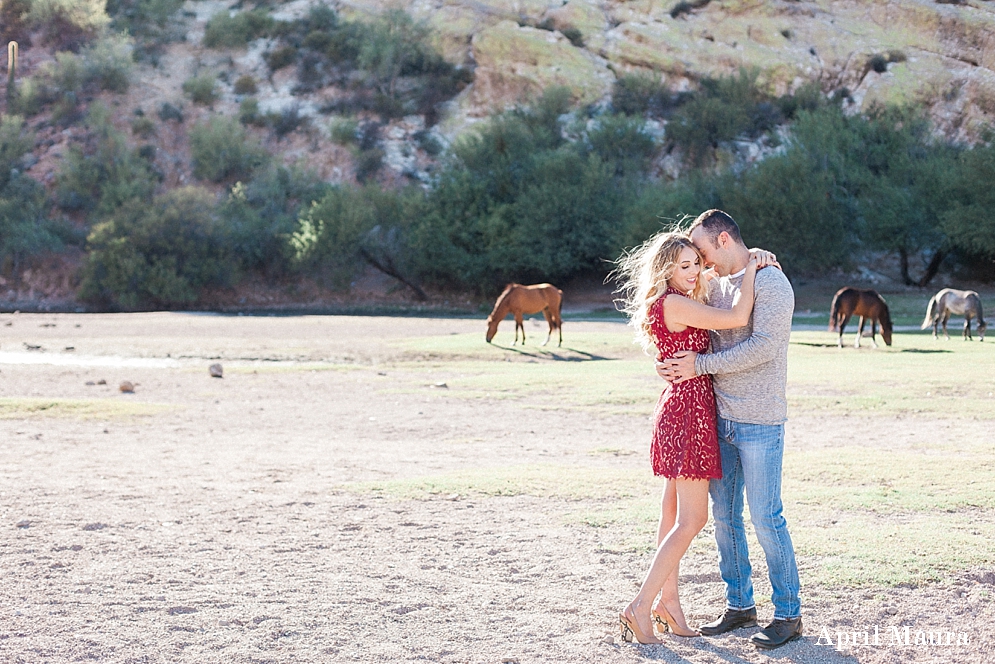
[693,267,795,425]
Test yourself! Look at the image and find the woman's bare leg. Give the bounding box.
[654,480,683,623]
[625,478,710,635]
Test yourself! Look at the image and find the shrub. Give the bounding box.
[265,45,297,71]
[54,104,158,216]
[203,9,274,48]
[289,184,420,288]
[131,115,156,137]
[585,114,657,177]
[353,147,384,183]
[238,98,263,126]
[182,73,218,105]
[158,101,184,122]
[189,116,268,182]
[233,74,258,95]
[0,115,35,190]
[219,165,330,273]
[666,68,782,164]
[329,118,359,145]
[404,90,626,292]
[27,0,109,50]
[80,187,236,309]
[7,34,133,117]
[670,0,710,19]
[106,0,185,61]
[561,27,584,48]
[270,103,306,138]
[81,33,133,93]
[612,72,673,116]
[0,173,60,271]
[0,0,32,46]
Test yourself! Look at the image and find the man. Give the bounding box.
[657,209,802,650]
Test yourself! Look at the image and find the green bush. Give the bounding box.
[54,104,157,216]
[401,89,626,292]
[80,187,236,309]
[238,97,263,126]
[666,69,782,164]
[220,166,330,273]
[130,114,156,137]
[0,116,35,190]
[203,9,274,48]
[0,116,63,269]
[265,45,297,71]
[584,113,658,177]
[329,118,359,145]
[189,116,268,182]
[27,0,109,50]
[8,34,133,117]
[182,73,218,105]
[290,184,419,287]
[1,0,32,45]
[265,6,471,122]
[233,74,258,95]
[106,0,184,62]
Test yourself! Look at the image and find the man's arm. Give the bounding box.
[695,273,793,377]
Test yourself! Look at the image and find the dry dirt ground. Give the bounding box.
[0,313,992,664]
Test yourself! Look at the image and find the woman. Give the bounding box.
[614,231,768,644]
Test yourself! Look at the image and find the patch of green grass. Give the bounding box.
[0,398,171,419]
[787,331,995,417]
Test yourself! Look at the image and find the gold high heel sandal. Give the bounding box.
[652,606,700,638]
[619,609,663,644]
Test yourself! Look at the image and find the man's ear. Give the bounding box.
[716,231,730,248]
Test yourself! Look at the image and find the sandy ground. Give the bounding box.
[1,313,992,663]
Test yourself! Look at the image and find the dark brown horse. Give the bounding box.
[829,287,893,348]
[485,283,563,346]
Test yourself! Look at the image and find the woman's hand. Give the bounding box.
[749,248,780,270]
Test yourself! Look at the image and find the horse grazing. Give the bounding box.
[829,287,893,348]
[485,283,563,347]
[921,288,987,341]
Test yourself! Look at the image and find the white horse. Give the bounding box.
[921,288,987,341]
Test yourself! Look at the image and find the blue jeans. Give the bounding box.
[709,417,801,620]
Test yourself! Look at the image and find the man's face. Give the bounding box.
[690,227,726,275]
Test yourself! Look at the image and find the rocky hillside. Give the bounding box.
[412,0,995,141]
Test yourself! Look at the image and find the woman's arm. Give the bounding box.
[664,258,758,330]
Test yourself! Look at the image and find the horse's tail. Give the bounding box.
[829,291,842,331]
[921,293,939,330]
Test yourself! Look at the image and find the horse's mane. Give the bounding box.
[489,283,518,316]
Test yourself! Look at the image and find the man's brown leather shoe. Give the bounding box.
[750,618,803,650]
[698,607,758,636]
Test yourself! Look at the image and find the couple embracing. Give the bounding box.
[616,210,802,651]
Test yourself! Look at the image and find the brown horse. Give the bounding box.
[485,283,563,346]
[829,287,893,348]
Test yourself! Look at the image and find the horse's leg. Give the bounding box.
[870,319,878,349]
[964,316,972,341]
[855,316,865,348]
[932,319,939,340]
[541,308,553,347]
[515,313,525,345]
[837,314,846,348]
[942,313,950,340]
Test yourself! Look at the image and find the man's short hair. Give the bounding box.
[689,209,744,247]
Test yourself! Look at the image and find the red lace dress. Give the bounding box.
[649,290,722,480]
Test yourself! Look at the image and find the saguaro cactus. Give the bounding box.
[6,41,17,113]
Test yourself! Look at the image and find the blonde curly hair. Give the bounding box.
[614,230,708,352]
